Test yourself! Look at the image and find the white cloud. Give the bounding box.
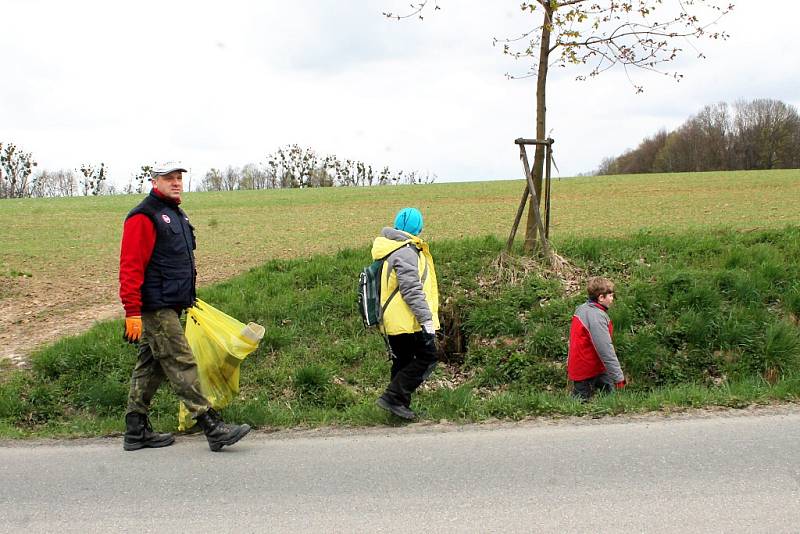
[0,0,797,187]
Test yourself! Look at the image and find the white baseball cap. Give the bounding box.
[151,161,188,178]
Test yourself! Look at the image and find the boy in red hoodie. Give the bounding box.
[567,277,626,400]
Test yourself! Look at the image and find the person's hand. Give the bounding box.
[124,316,142,344]
[615,379,627,389]
[421,320,436,352]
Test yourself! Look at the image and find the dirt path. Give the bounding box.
[0,263,237,369]
[0,274,120,367]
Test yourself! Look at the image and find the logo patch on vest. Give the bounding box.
[161,214,171,224]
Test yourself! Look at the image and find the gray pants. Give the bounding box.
[573,373,615,401]
[127,308,211,418]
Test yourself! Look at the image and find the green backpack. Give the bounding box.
[358,242,413,328]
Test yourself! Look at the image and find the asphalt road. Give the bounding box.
[1,408,799,533]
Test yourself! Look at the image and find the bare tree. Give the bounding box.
[129,165,153,194]
[0,142,38,198]
[651,130,688,172]
[201,168,223,191]
[240,163,271,189]
[693,103,731,171]
[309,164,335,187]
[30,169,77,197]
[388,1,733,253]
[378,165,392,185]
[598,129,668,174]
[732,99,799,170]
[77,163,107,196]
[221,166,241,191]
[123,165,153,194]
[265,145,323,188]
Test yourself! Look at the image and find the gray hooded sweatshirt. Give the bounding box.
[381,227,433,324]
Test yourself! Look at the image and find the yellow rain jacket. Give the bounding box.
[371,228,440,335]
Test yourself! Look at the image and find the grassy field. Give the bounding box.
[3,168,795,366]
[1,169,799,437]
[1,169,798,287]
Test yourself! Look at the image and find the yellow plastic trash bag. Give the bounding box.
[178,299,264,431]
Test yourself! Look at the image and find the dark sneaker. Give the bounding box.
[195,409,251,452]
[376,396,416,420]
[123,412,175,451]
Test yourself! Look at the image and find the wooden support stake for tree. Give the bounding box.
[506,138,552,257]
[544,139,553,239]
[506,183,529,252]
[519,143,551,257]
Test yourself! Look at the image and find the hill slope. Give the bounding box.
[2,225,800,437]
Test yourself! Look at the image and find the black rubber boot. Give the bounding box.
[195,409,251,452]
[123,412,175,451]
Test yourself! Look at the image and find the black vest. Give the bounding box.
[126,191,196,312]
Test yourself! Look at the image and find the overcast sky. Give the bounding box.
[1,0,798,188]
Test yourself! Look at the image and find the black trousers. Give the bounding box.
[573,373,615,401]
[383,332,438,407]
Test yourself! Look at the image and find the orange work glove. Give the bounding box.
[615,380,627,389]
[124,316,142,344]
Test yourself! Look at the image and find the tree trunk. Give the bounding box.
[523,4,552,254]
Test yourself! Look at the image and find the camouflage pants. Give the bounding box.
[127,308,210,418]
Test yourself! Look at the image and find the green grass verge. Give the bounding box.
[2,226,800,438]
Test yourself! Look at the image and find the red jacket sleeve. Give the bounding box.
[119,214,156,317]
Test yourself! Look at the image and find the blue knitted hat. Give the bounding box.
[393,207,423,236]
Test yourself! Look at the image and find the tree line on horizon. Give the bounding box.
[0,143,435,199]
[198,144,435,192]
[596,98,800,176]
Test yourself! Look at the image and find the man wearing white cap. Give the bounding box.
[119,162,251,452]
